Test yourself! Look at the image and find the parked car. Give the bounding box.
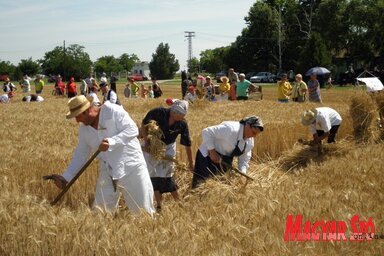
[245,72,257,81]
[0,74,9,81]
[215,71,226,83]
[250,72,274,83]
[128,73,148,81]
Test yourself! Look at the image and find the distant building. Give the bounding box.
[131,62,150,78]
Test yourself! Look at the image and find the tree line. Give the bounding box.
[0,43,179,81]
[196,0,384,80]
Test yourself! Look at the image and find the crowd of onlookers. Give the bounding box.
[179,68,323,104]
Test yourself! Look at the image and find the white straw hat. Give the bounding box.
[301,109,317,126]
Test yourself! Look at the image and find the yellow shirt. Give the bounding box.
[219,82,230,94]
[277,81,292,100]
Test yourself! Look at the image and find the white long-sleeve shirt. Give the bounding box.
[199,121,254,173]
[63,102,146,181]
[310,107,342,134]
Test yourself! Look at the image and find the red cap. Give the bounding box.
[165,98,174,106]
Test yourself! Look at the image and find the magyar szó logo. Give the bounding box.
[284,214,383,241]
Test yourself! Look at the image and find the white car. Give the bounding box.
[250,72,274,83]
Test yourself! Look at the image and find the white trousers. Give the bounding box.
[94,162,155,216]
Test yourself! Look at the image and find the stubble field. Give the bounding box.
[0,81,383,255]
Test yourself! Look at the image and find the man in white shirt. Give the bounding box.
[301,107,342,144]
[100,82,120,105]
[192,116,264,188]
[48,95,155,215]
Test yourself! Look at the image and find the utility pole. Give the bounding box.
[184,31,195,72]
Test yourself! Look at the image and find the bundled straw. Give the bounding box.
[350,93,375,143]
[373,92,384,140]
[144,120,189,172]
[144,120,166,160]
[278,141,351,171]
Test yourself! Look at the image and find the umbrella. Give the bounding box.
[305,67,331,76]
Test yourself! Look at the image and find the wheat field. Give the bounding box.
[0,81,383,255]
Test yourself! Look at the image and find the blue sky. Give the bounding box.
[0,0,255,70]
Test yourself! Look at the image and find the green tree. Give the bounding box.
[0,60,16,79]
[149,43,179,79]
[16,58,41,78]
[200,47,229,73]
[119,53,139,71]
[94,55,123,75]
[187,57,200,73]
[298,32,331,73]
[40,44,92,80]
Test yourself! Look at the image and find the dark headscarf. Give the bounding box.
[239,116,264,131]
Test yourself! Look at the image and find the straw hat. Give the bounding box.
[220,76,229,82]
[66,95,91,119]
[301,109,317,126]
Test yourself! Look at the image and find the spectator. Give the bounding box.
[277,73,292,103]
[34,75,44,94]
[66,77,77,98]
[193,73,205,99]
[88,83,101,106]
[20,75,31,93]
[228,68,238,82]
[229,79,237,101]
[236,73,256,100]
[292,74,308,102]
[110,75,118,92]
[80,76,88,96]
[184,86,197,104]
[0,91,15,103]
[218,76,231,101]
[124,80,131,98]
[3,77,17,92]
[141,100,193,211]
[148,85,155,99]
[192,116,264,188]
[100,82,120,105]
[151,77,163,98]
[301,107,342,144]
[47,95,155,215]
[128,78,140,98]
[181,71,191,98]
[203,76,215,101]
[54,75,65,96]
[100,72,108,84]
[85,74,94,93]
[140,84,149,99]
[22,94,44,102]
[307,73,322,103]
